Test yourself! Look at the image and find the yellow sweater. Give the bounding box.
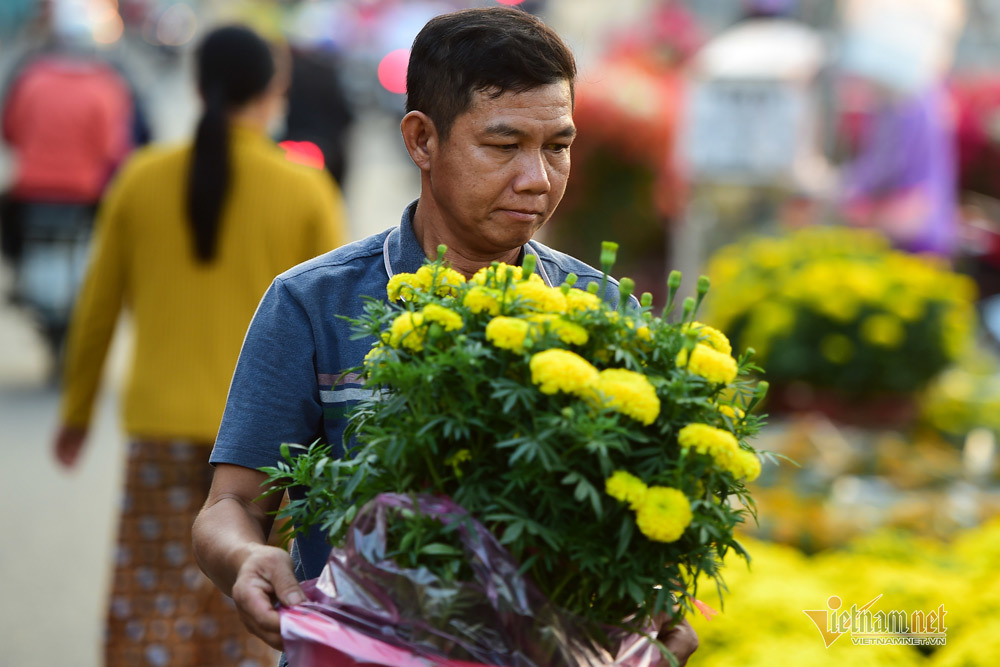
[61,126,348,441]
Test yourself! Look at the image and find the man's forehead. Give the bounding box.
[461,82,575,128]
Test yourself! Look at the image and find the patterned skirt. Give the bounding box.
[105,440,278,667]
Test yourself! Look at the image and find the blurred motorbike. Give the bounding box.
[5,201,94,373]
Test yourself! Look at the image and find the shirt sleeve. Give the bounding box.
[211,278,325,469]
[59,167,130,428]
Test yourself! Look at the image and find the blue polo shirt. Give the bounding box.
[211,201,632,581]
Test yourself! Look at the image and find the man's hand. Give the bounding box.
[657,616,699,666]
[53,425,87,468]
[231,543,306,650]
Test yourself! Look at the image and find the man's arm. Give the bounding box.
[192,463,306,650]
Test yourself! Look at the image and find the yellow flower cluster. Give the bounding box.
[510,280,568,314]
[593,368,661,425]
[417,265,466,297]
[528,314,589,346]
[859,313,904,348]
[485,316,532,354]
[422,303,463,332]
[683,321,732,355]
[387,304,463,352]
[704,226,978,375]
[636,487,694,543]
[677,344,739,384]
[690,520,1000,667]
[605,470,648,509]
[527,350,662,424]
[471,262,540,286]
[717,403,745,421]
[463,286,501,316]
[387,266,467,301]
[389,311,426,351]
[529,348,598,396]
[565,288,602,313]
[678,423,761,481]
[605,471,693,543]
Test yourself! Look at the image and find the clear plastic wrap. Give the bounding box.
[280,494,668,667]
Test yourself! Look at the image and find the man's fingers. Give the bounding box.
[230,545,306,650]
[269,562,307,607]
[657,617,699,667]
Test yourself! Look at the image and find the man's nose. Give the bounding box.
[513,150,551,194]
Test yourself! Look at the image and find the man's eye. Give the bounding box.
[547,143,570,153]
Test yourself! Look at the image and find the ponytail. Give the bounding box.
[187,26,275,263]
[188,85,229,262]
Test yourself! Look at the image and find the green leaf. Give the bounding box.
[500,521,524,544]
[420,542,463,557]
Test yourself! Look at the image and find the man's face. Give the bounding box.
[425,81,575,257]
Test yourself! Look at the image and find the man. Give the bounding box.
[192,7,698,664]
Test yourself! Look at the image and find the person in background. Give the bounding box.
[837,0,966,257]
[281,44,355,186]
[52,25,348,667]
[0,49,132,272]
[192,7,698,666]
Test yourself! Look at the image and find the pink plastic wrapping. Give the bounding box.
[279,494,669,667]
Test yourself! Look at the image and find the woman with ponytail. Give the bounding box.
[52,25,347,666]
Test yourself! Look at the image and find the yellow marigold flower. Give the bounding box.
[860,313,905,348]
[683,321,732,355]
[510,280,567,314]
[678,423,739,470]
[636,325,653,342]
[820,333,854,364]
[485,316,532,354]
[635,487,692,543]
[530,314,589,346]
[388,311,426,351]
[463,286,501,316]
[387,273,419,301]
[415,265,466,297]
[730,450,762,482]
[421,303,463,331]
[471,262,541,286]
[717,403,745,420]
[444,449,472,478]
[529,348,599,396]
[565,288,602,313]
[605,470,648,509]
[594,368,660,425]
[363,344,389,369]
[677,343,738,384]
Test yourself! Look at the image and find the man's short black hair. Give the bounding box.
[406,7,577,139]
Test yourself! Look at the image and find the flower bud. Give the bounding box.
[437,244,448,260]
[601,241,619,271]
[640,292,653,308]
[521,253,537,280]
[587,282,600,295]
[619,277,635,303]
[668,270,682,290]
[697,275,710,296]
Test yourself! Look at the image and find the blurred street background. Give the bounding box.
[3,0,1000,665]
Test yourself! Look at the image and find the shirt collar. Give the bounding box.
[383,199,552,286]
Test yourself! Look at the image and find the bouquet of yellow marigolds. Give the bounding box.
[704,226,977,399]
[264,243,768,663]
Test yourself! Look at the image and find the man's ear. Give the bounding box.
[400,111,437,172]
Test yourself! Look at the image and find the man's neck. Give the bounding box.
[411,199,522,278]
